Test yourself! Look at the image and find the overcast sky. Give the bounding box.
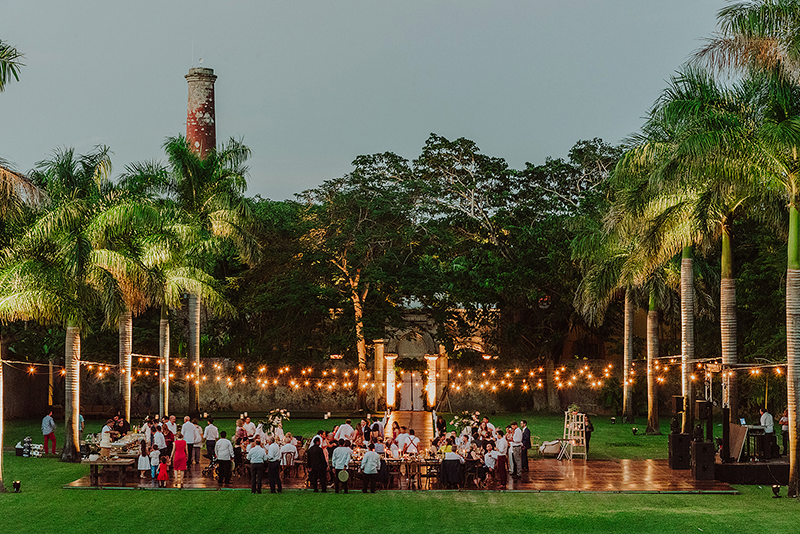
[2,1,723,201]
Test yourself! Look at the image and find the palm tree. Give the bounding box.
[0,39,23,92]
[697,0,800,496]
[0,147,154,461]
[131,136,256,413]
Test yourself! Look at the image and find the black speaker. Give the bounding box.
[695,400,712,420]
[672,396,685,414]
[691,441,716,480]
[669,433,691,469]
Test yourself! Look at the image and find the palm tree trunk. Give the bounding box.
[188,293,200,414]
[623,290,634,423]
[62,325,81,462]
[646,293,660,435]
[119,310,132,421]
[681,246,695,435]
[159,304,170,418]
[786,206,800,497]
[0,355,5,491]
[721,222,738,423]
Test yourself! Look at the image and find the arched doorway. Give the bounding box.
[399,371,424,411]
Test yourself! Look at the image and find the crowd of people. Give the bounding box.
[121,412,536,492]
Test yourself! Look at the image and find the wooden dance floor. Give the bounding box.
[64,411,736,493]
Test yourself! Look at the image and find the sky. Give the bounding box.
[2,1,724,201]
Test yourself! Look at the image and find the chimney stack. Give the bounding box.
[185,67,217,158]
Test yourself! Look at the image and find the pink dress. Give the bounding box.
[173,439,187,471]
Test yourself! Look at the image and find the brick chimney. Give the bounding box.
[185,67,217,158]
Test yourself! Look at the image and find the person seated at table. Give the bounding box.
[482,442,499,487]
[385,437,400,459]
[280,436,298,466]
[404,429,421,455]
[458,434,471,450]
[330,438,352,493]
[468,442,483,461]
[285,432,298,447]
[441,437,454,454]
[374,436,386,455]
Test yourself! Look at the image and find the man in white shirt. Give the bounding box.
[154,425,167,456]
[330,439,352,493]
[403,429,421,455]
[265,436,282,493]
[243,417,256,438]
[360,443,381,493]
[215,431,234,485]
[181,416,197,466]
[334,419,355,441]
[760,407,775,433]
[204,418,219,460]
[395,426,409,451]
[509,421,523,478]
[494,429,509,486]
[246,438,268,494]
[166,415,178,434]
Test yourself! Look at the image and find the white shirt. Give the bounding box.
[280,443,298,465]
[330,446,352,470]
[166,420,178,434]
[243,421,256,437]
[100,425,113,447]
[266,442,281,462]
[389,443,400,459]
[361,450,381,475]
[334,423,354,441]
[484,450,499,469]
[194,424,203,446]
[215,438,234,461]
[395,432,409,450]
[204,423,219,441]
[761,412,775,433]
[149,449,161,467]
[181,421,196,443]
[512,427,523,447]
[496,437,509,455]
[404,436,420,454]
[154,431,166,450]
[444,451,465,463]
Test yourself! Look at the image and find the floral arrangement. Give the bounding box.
[261,408,291,436]
[567,403,581,414]
[449,410,480,434]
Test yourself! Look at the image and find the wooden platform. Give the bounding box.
[64,457,736,493]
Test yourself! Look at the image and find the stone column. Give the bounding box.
[385,353,398,409]
[425,355,439,408]
[185,67,217,158]
[373,340,385,412]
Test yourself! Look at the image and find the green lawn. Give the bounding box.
[2,413,797,533]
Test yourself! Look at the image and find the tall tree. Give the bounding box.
[160,135,257,413]
[300,152,415,410]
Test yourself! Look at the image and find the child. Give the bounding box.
[157,455,169,487]
[138,439,150,479]
[149,444,161,480]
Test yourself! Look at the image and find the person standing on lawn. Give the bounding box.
[181,416,197,467]
[215,431,234,486]
[360,442,380,493]
[307,436,328,492]
[521,420,531,472]
[41,410,56,455]
[266,436,283,493]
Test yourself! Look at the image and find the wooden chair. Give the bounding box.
[387,461,403,489]
[281,452,295,480]
[405,460,421,490]
[421,461,440,489]
[294,446,307,478]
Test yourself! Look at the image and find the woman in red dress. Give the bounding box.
[170,431,188,488]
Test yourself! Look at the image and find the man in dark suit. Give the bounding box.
[307,436,329,492]
[521,420,531,472]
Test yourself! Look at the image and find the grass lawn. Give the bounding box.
[2,413,797,533]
